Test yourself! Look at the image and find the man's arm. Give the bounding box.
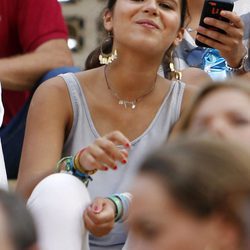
[0,39,73,91]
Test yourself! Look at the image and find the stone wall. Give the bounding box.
[60,0,106,68]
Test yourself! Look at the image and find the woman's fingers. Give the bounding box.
[79,131,131,172]
[104,130,131,148]
[80,150,110,171]
[83,213,114,237]
[83,198,116,237]
[87,143,118,170]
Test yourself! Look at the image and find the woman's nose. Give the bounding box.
[208,118,229,139]
[142,0,159,16]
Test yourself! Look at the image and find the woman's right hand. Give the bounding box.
[83,197,116,237]
[78,131,131,172]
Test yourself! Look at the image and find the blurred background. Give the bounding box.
[58,0,106,68]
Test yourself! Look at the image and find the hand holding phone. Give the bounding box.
[195,0,234,47]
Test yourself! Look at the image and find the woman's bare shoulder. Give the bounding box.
[34,75,69,98]
[74,67,104,86]
[30,75,73,120]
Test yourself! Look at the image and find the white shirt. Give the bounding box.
[0,84,8,190]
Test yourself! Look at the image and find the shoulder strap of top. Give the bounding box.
[170,80,185,124]
[59,73,84,121]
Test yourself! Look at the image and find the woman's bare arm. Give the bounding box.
[16,76,72,201]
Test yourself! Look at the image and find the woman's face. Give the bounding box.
[128,174,225,250]
[189,88,250,147]
[104,0,184,57]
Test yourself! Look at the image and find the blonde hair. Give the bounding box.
[140,136,250,248]
[177,78,250,132]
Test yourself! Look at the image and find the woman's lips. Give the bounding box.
[136,19,160,29]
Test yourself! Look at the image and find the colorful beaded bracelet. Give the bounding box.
[107,195,123,222]
[56,156,92,186]
[74,148,97,175]
[115,192,132,222]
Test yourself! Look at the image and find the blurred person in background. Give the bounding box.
[128,137,250,250]
[0,189,38,250]
[173,78,250,148]
[0,0,74,179]
[173,0,250,81]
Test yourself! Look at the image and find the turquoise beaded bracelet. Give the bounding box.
[56,156,92,186]
[107,195,123,222]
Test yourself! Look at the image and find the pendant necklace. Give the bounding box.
[104,66,157,109]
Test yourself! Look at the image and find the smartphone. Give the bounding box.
[195,0,234,47]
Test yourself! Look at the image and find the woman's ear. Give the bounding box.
[103,10,113,32]
[173,27,184,47]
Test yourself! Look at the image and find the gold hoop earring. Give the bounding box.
[99,32,118,65]
[169,52,182,80]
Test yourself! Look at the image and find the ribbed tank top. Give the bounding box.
[60,73,185,250]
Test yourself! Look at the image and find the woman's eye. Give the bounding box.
[229,113,250,126]
[192,119,207,129]
[130,0,174,9]
[140,226,160,239]
[159,2,172,10]
[232,117,250,126]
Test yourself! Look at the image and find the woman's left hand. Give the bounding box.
[196,10,247,67]
[83,197,116,237]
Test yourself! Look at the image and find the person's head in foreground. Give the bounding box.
[129,137,250,250]
[0,189,38,250]
[175,78,250,148]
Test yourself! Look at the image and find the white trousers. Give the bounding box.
[0,141,7,190]
[27,173,91,250]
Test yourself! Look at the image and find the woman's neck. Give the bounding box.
[104,59,160,101]
[102,40,168,100]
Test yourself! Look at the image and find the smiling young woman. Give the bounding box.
[16,1,193,250]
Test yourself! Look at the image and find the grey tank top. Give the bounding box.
[60,73,185,250]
